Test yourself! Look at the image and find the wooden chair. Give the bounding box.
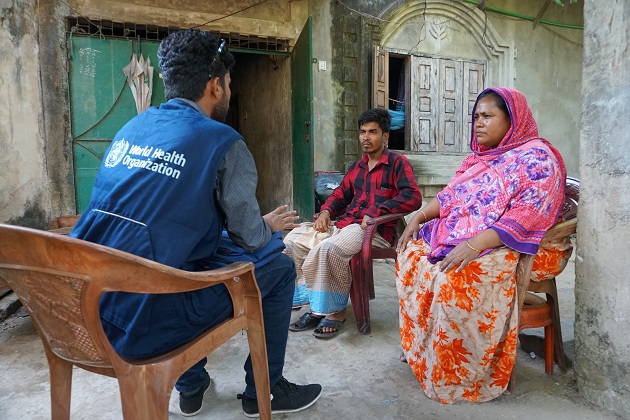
[47,214,81,234]
[349,213,405,334]
[0,224,272,420]
[511,177,579,389]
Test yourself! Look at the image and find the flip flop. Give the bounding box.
[313,318,345,339]
[289,312,322,332]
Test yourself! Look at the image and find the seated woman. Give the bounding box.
[395,87,567,403]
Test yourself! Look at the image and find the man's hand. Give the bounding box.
[361,215,372,230]
[313,209,331,233]
[263,205,300,231]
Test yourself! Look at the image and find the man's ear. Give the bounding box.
[383,132,390,143]
[206,77,222,99]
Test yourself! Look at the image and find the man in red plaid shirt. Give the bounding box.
[284,108,422,339]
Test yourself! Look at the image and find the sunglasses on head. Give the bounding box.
[209,39,226,79]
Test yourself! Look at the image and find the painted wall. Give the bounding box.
[575,0,630,417]
[320,0,583,183]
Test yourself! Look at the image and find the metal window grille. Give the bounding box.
[65,17,292,52]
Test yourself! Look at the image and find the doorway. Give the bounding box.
[229,51,292,214]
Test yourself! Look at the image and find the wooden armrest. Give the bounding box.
[541,218,577,244]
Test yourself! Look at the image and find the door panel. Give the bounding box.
[439,59,462,153]
[409,56,437,152]
[69,36,165,213]
[372,46,389,109]
[291,17,314,221]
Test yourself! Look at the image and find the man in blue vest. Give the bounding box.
[70,29,322,417]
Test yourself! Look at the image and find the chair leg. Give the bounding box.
[117,367,171,420]
[245,318,272,420]
[43,344,73,420]
[350,255,371,334]
[529,278,568,371]
[366,260,376,300]
[546,279,568,372]
[544,324,554,375]
[507,371,515,394]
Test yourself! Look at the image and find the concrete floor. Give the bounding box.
[0,257,621,419]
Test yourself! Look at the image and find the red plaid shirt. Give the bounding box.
[320,149,422,245]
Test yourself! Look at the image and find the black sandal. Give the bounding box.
[289,312,322,332]
[313,318,345,339]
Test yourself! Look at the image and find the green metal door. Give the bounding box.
[291,17,314,221]
[68,36,166,213]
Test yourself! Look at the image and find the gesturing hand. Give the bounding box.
[263,205,300,232]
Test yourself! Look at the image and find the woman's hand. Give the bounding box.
[439,230,503,273]
[396,222,420,253]
[438,241,481,273]
[397,199,440,253]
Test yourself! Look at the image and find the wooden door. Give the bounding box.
[372,46,389,109]
[291,17,314,221]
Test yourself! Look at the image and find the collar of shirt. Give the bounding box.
[172,98,209,117]
[359,147,391,169]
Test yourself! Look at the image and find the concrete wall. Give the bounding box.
[0,0,72,229]
[575,0,630,417]
[310,0,339,172]
[488,0,583,178]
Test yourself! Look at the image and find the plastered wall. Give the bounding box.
[0,0,307,226]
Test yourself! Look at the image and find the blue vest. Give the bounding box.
[70,99,240,339]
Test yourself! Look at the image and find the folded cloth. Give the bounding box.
[197,231,286,270]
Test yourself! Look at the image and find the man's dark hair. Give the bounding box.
[357,108,391,133]
[477,90,509,118]
[158,29,235,101]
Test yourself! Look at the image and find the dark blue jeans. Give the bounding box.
[101,253,295,397]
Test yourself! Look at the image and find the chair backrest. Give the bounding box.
[0,224,253,367]
[515,177,580,321]
[561,176,579,221]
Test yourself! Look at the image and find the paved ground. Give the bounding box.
[0,256,622,419]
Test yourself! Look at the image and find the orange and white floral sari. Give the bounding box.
[397,238,520,403]
[397,237,572,403]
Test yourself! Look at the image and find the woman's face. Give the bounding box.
[473,96,511,148]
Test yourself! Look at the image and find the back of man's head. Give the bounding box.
[357,108,391,133]
[158,29,235,101]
